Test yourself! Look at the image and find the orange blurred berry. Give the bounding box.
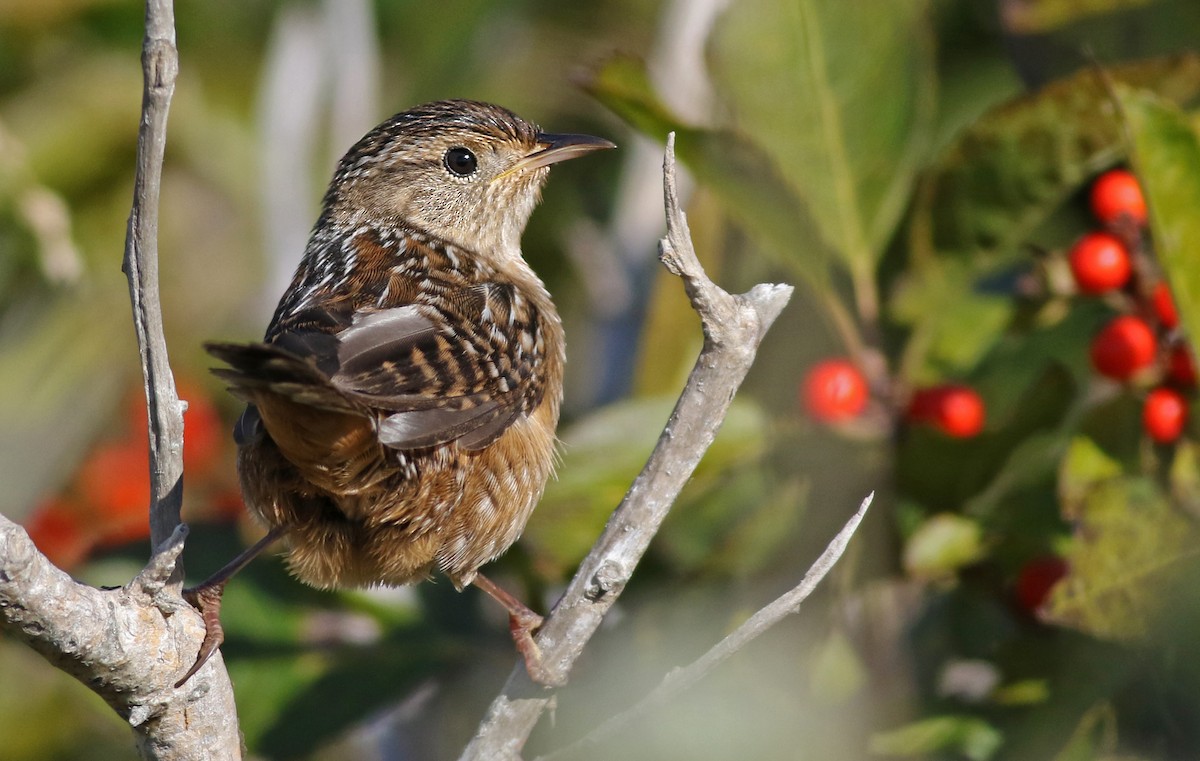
[1090,169,1147,226]
[1144,387,1188,444]
[801,359,869,423]
[1152,282,1180,330]
[1167,344,1197,388]
[210,487,246,523]
[1090,316,1157,380]
[908,384,986,438]
[77,440,151,529]
[25,497,93,570]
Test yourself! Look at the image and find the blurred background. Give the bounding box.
[3,0,1200,759]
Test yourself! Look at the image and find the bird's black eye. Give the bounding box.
[444,147,478,177]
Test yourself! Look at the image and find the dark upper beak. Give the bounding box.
[513,132,616,173]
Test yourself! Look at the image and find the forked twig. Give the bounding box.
[458,134,795,760]
[538,494,873,760]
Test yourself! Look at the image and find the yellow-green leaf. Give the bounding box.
[523,396,769,573]
[584,54,832,287]
[1052,703,1119,761]
[809,628,866,705]
[903,513,985,580]
[1003,0,1154,34]
[914,54,1200,266]
[1044,478,1200,640]
[709,0,937,272]
[871,715,1003,761]
[1116,82,1200,351]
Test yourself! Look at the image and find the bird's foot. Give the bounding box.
[472,572,566,687]
[175,582,227,688]
[507,608,565,688]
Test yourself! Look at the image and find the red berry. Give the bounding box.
[1015,555,1069,613]
[802,359,869,422]
[1090,169,1147,226]
[908,385,986,438]
[1090,316,1157,380]
[1152,282,1180,329]
[1167,344,1197,387]
[1144,387,1188,443]
[1068,232,1131,294]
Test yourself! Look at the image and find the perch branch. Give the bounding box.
[1,2,243,758]
[0,518,241,758]
[458,134,795,760]
[538,493,873,760]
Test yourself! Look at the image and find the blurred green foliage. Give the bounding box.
[4,0,1200,760]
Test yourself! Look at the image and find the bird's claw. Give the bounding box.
[174,583,227,688]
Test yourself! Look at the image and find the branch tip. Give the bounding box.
[133,523,188,607]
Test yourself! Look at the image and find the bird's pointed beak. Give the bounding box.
[507,132,616,175]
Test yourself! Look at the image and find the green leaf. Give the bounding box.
[809,628,866,704]
[659,473,806,578]
[1059,436,1123,512]
[708,0,937,272]
[1003,0,1154,34]
[870,715,1003,761]
[1169,440,1200,514]
[584,55,833,286]
[890,259,1014,379]
[993,679,1050,706]
[522,396,769,573]
[914,54,1200,267]
[903,513,985,580]
[1052,703,1119,761]
[1043,477,1200,641]
[1115,82,1200,350]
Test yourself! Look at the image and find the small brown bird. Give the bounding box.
[180,100,614,687]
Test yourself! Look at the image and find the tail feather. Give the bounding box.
[204,341,359,415]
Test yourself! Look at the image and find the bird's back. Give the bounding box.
[211,220,564,589]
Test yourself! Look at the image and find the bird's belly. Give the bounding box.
[237,404,557,590]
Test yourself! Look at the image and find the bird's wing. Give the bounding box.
[326,283,543,452]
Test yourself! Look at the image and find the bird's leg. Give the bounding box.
[175,526,286,688]
[471,572,564,687]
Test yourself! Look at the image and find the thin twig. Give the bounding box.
[121,0,186,551]
[537,493,873,760]
[458,134,794,760]
[1,2,244,758]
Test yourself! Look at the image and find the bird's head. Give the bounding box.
[326,99,614,259]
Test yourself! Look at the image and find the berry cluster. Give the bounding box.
[23,378,238,569]
[801,358,986,439]
[1073,169,1192,444]
[800,169,1193,450]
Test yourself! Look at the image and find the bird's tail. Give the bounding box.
[204,341,359,415]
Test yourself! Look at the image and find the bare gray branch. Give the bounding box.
[0,1,243,757]
[0,515,241,758]
[458,134,795,760]
[121,0,185,550]
[538,493,873,759]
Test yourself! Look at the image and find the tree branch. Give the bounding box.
[122,0,185,551]
[0,518,241,758]
[458,134,795,760]
[537,493,873,760]
[0,1,243,757]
